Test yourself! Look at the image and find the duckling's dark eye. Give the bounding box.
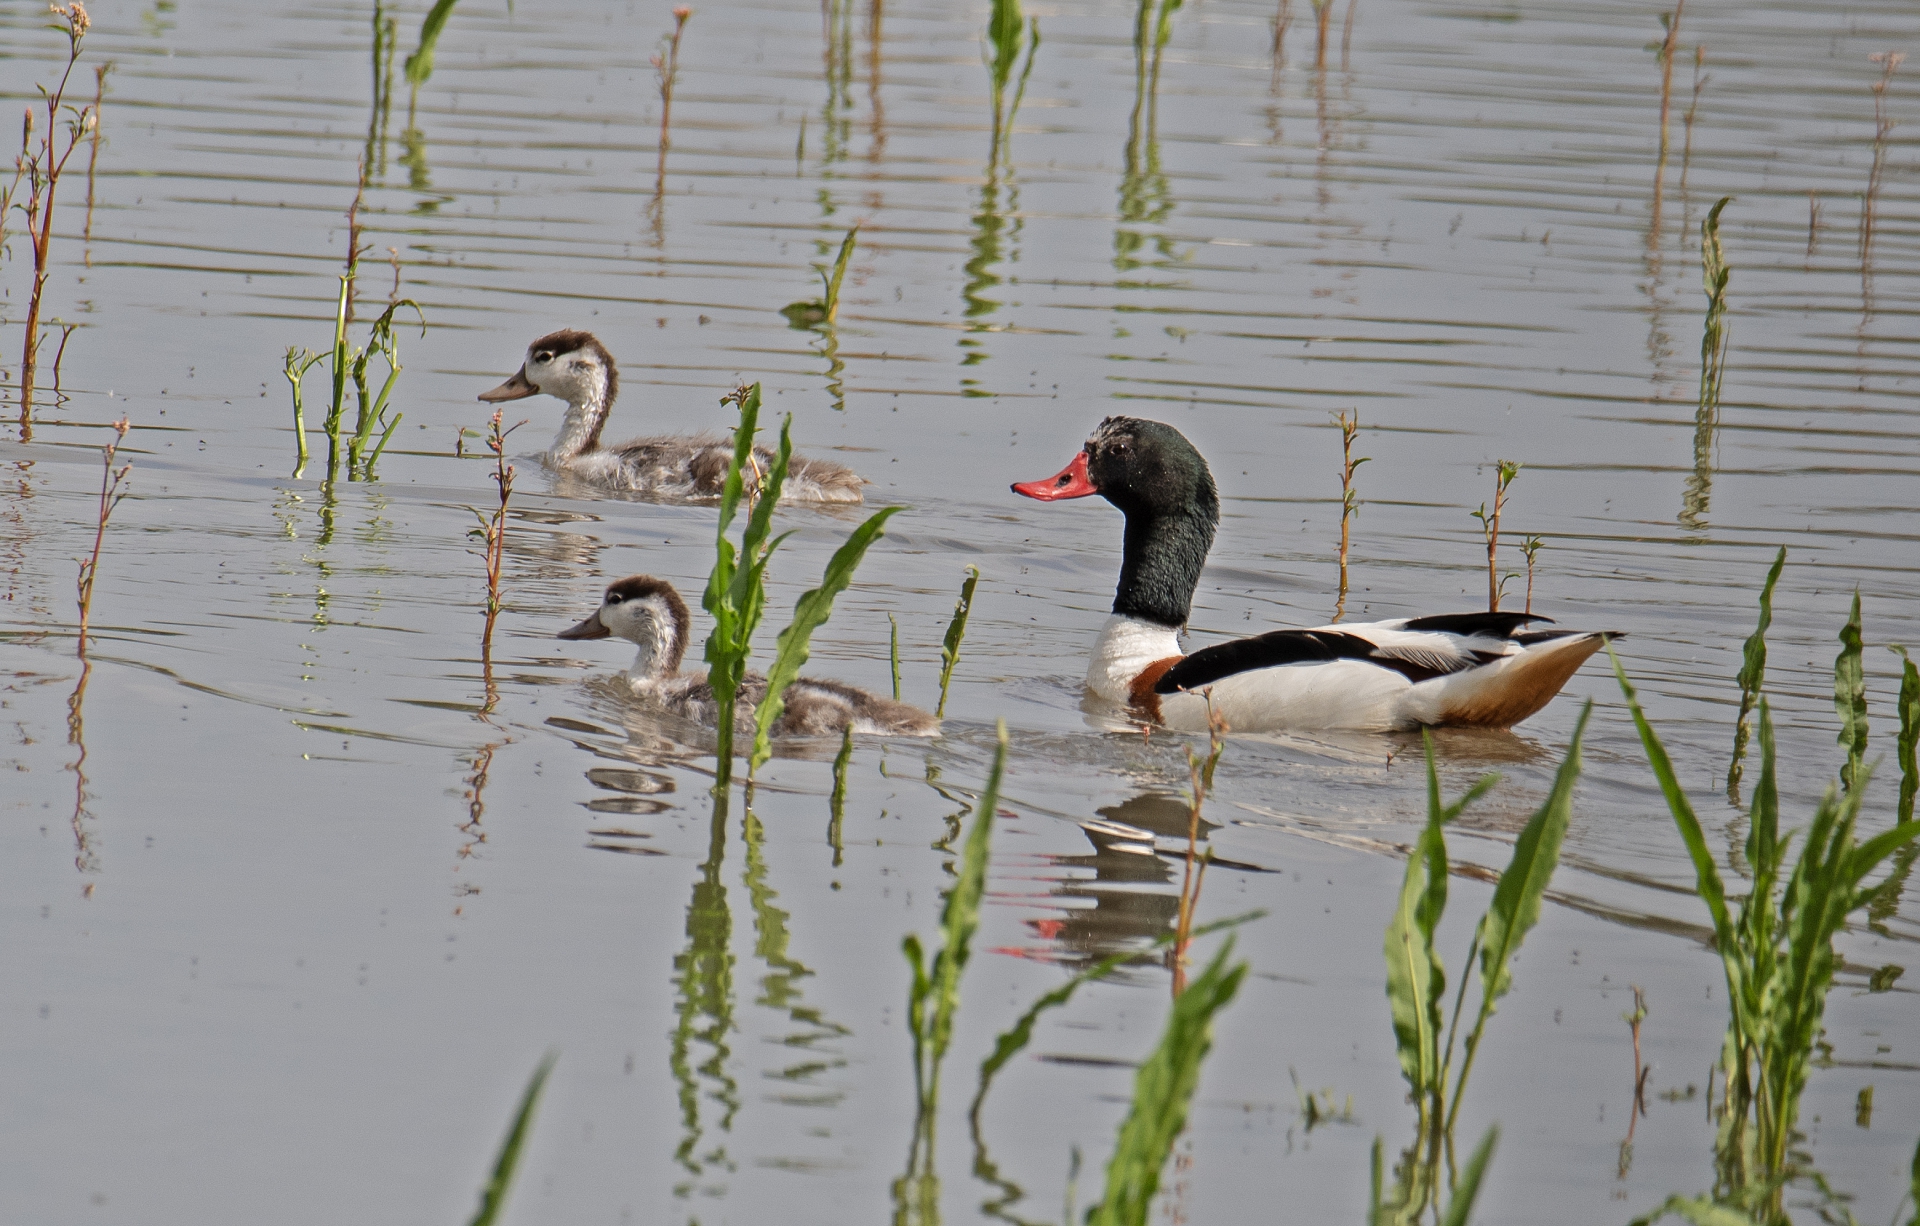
[605,592,625,605]
[533,350,554,363]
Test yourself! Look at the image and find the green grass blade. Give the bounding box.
[1438,1125,1499,1226]
[1728,547,1785,795]
[404,0,462,89]
[1891,646,1918,824]
[750,505,903,774]
[1472,701,1589,1006]
[922,721,1008,1099]
[1611,646,1734,941]
[466,1051,557,1226]
[829,724,852,863]
[888,613,901,701]
[1627,1195,1765,1226]
[1085,937,1247,1226]
[1384,733,1457,1101]
[936,565,979,719]
[823,228,858,323]
[967,911,1263,1125]
[1906,1131,1920,1226]
[1449,703,1590,1128]
[1851,820,1920,894]
[986,0,1025,92]
[1835,589,1868,792]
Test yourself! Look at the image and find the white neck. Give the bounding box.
[1087,614,1183,703]
[622,620,684,685]
[548,380,609,459]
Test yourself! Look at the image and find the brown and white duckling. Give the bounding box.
[559,575,939,737]
[478,330,866,503]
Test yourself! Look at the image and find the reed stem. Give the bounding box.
[75,416,131,658]
[17,3,93,438]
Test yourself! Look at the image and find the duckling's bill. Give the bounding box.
[558,608,611,640]
[478,365,538,402]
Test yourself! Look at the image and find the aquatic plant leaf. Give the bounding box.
[927,723,1006,1072]
[1612,648,1735,943]
[467,1051,556,1226]
[1728,547,1784,796]
[1835,589,1868,792]
[1891,645,1918,824]
[967,911,1263,1124]
[1385,733,1493,1101]
[1438,1125,1498,1226]
[1475,700,1588,1007]
[1907,1131,1920,1226]
[749,505,902,775]
[700,389,791,784]
[986,0,1026,93]
[936,565,979,718]
[1085,937,1246,1226]
[1626,1195,1764,1226]
[404,0,462,88]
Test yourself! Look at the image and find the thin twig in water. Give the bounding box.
[1520,535,1544,617]
[653,7,693,186]
[472,409,523,708]
[1271,0,1290,63]
[1172,705,1227,997]
[76,417,132,657]
[1862,52,1904,273]
[1654,2,1682,163]
[16,3,94,437]
[1470,461,1519,613]
[84,61,111,251]
[1332,410,1366,622]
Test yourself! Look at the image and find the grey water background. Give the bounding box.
[1,0,1916,1222]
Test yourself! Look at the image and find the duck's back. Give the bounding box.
[555,434,865,503]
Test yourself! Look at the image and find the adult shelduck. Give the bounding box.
[1011,416,1616,733]
[560,575,939,737]
[479,330,866,503]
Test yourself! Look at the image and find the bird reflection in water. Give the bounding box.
[1002,791,1259,973]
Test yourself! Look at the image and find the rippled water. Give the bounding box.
[2,0,1916,1221]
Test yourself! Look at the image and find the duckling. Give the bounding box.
[559,575,940,737]
[478,330,867,503]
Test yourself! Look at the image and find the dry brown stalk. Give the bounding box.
[654,7,693,181]
[1520,535,1544,617]
[474,408,523,701]
[1271,0,1291,62]
[1340,0,1356,69]
[83,60,111,248]
[76,416,132,656]
[1472,461,1519,613]
[1333,410,1366,622]
[16,3,95,437]
[1311,0,1333,68]
[1863,52,1904,270]
[1171,705,1227,996]
[1655,1,1683,163]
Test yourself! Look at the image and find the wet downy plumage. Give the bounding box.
[479,330,866,503]
[559,575,940,737]
[1012,416,1620,733]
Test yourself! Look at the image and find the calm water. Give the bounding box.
[1,0,1916,1222]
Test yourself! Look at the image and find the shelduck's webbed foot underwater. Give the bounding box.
[1012,415,1621,734]
[558,576,939,739]
[479,330,867,504]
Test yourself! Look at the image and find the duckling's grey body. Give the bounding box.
[481,330,865,504]
[561,575,938,738]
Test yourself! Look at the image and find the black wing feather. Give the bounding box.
[1155,629,1488,694]
[1400,611,1553,638]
